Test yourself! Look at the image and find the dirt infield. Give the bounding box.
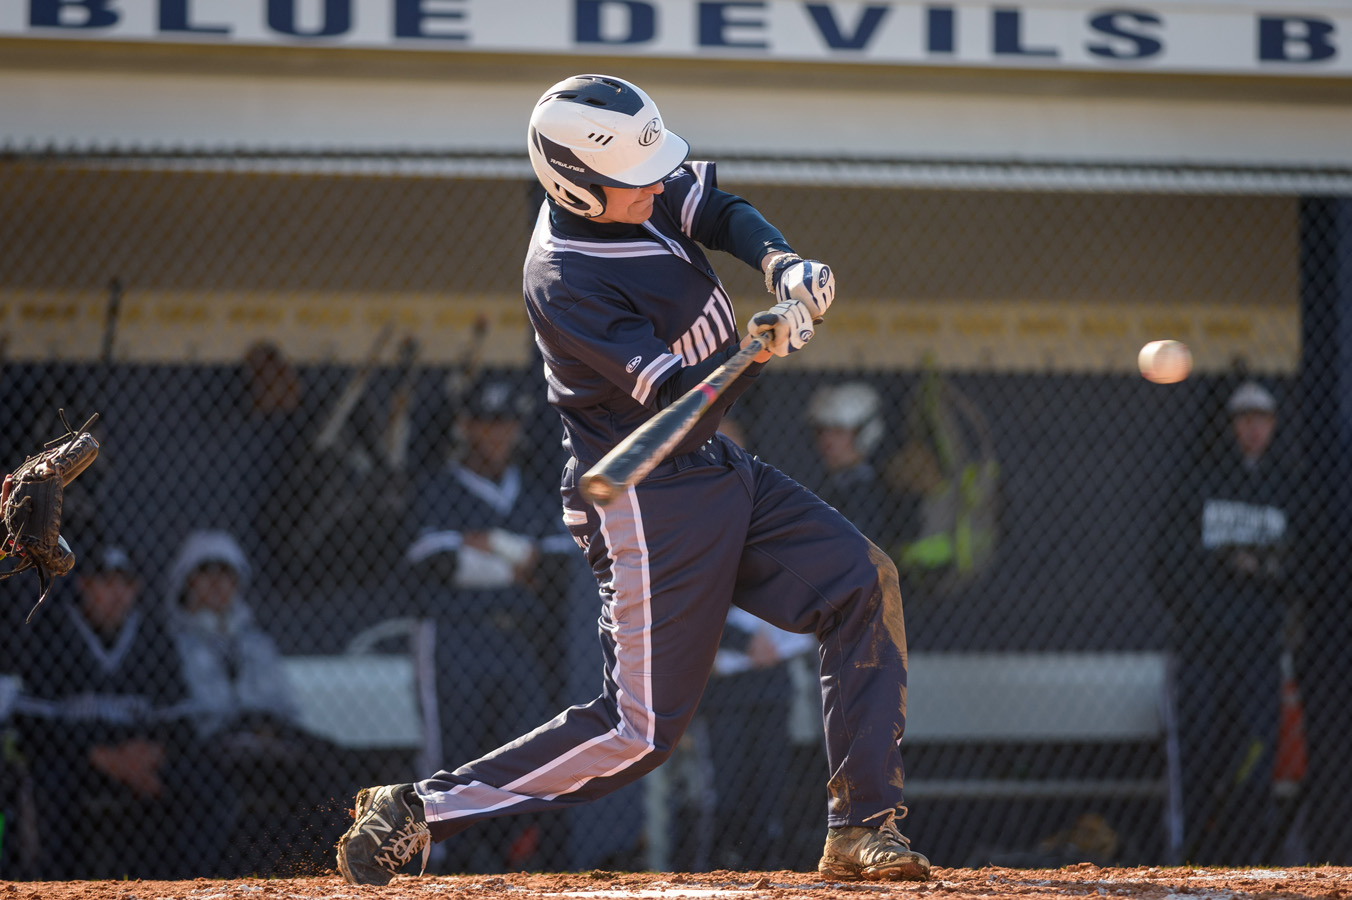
[5,866,1352,900]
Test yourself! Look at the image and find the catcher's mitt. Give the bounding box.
[1,410,100,623]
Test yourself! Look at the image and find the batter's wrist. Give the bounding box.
[762,251,802,293]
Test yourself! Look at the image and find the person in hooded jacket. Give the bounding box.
[164,528,354,875]
[166,530,298,741]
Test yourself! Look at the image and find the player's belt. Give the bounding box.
[644,437,728,479]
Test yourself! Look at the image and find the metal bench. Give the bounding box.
[904,650,1181,859]
[281,617,440,772]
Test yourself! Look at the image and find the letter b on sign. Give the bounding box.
[30,0,118,27]
[1259,16,1336,63]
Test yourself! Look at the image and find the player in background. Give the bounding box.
[13,543,226,879]
[1156,381,1302,863]
[804,381,913,558]
[336,73,930,885]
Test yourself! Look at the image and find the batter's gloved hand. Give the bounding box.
[747,299,815,358]
[2,410,100,623]
[764,254,835,321]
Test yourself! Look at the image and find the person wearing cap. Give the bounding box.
[408,373,576,605]
[1158,379,1302,864]
[1226,381,1279,471]
[12,542,221,878]
[407,371,579,672]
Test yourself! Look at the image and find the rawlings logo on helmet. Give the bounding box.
[638,118,662,147]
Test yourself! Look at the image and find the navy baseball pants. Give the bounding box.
[417,433,911,841]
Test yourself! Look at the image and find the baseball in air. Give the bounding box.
[1138,340,1192,384]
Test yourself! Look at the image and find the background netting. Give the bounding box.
[1,151,1348,879]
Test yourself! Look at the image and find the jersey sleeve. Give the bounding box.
[548,292,683,408]
[666,161,793,269]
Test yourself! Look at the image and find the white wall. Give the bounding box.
[3,55,1351,168]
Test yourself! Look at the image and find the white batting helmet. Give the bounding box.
[1227,381,1277,416]
[807,382,885,457]
[528,74,690,218]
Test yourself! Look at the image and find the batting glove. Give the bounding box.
[765,255,835,321]
[747,299,815,357]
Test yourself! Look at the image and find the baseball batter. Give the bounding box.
[337,74,929,885]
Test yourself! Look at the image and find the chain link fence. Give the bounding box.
[1,151,1348,879]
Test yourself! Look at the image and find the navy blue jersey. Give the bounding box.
[411,463,574,558]
[524,161,761,470]
[15,595,193,764]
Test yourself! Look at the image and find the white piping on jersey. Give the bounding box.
[69,602,142,675]
[632,353,682,406]
[452,463,522,517]
[640,221,690,263]
[530,197,700,266]
[615,483,659,750]
[420,485,660,822]
[534,203,671,260]
[680,161,710,237]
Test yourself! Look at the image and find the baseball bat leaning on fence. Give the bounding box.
[314,322,395,453]
[438,313,492,462]
[580,336,767,507]
[382,336,421,472]
[289,323,395,566]
[446,313,492,409]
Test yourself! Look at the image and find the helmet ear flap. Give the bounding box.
[529,126,608,217]
[579,184,608,218]
[556,180,608,218]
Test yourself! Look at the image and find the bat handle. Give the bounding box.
[579,336,767,506]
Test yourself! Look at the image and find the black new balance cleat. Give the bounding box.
[818,808,931,882]
[336,783,432,885]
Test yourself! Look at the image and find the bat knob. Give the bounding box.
[580,474,615,507]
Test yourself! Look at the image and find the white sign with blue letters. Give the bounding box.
[2,0,1349,76]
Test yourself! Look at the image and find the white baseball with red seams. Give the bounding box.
[1138,339,1192,384]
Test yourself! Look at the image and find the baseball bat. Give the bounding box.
[580,336,766,507]
[314,322,393,453]
[436,312,491,464]
[101,278,122,365]
[382,335,420,471]
[446,312,492,406]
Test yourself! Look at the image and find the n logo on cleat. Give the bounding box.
[361,813,394,840]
